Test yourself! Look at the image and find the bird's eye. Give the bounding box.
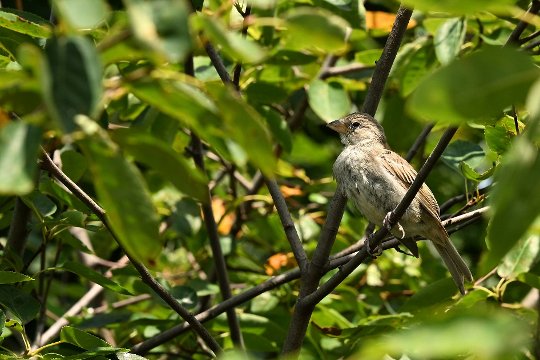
[351,121,360,129]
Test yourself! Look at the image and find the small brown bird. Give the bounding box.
[328,113,473,294]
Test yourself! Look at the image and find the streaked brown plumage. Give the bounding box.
[328,113,473,294]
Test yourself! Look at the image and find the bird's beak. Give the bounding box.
[327,119,347,134]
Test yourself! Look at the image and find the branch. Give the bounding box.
[506,0,540,45]
[6,197,31,257]
[264,178,308,272]
[190,135,245,348]
[281,5,413,355]
[39,150,222,355]
[131,206,487,354]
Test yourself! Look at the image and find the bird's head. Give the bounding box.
[327,113,387,146]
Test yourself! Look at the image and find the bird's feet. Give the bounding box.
[383,212,405,239]
[365,233,382,258]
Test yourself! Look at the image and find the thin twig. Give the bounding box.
[405,124,434,161]
[506,0,540,44]
[264,178,309,272]
[190,135,245,348]
[6,197,31,256]
[321,63,375,79]
[520,29,540,44]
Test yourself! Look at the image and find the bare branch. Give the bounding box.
[506,0,540,45]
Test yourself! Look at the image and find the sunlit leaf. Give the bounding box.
[61,326,110,350]
[54,0,110,30]
[408,47,540,124]
[498,232,540,278]
[0,9,51,38]
[434,18,466,65]
[401,0,515,14]
[307,79,351,122]
[0,271,34,284]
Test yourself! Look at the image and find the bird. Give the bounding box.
[328,112,473,294]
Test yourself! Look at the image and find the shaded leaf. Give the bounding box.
[43,36,102,132]
[486,139,540,267]
[0,285,40,323]
[55,261,132,295]
[83,136,161,267]
[485,116,521,155]
[441,140,485,172]
[401,0,514,14]
[408,47,540,124]
[60,326,110,350]
[0,121,41,195]
[111,129,208,202]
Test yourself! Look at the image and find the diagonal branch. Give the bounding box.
[39,150,222,355]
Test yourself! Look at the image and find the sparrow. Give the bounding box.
[328,113,473,294]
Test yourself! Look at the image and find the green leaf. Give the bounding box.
[195,15,265,63]
[55,261,132,295]
[126,0,191,63]
[307,79,351,122]
[60,326,110,350]
[169,286,198,310]
[408,47,540,124]
[207,85,276,175]
[0,285,40,323]
[434,18,466,65]
[401,0,515,14]
[0,9,51,38]
[459,161,495,181]
[484,116,521,155]
[111,129,208,202]
[441,140,485,172]
[43,36,102,133]
[486,139,540,267]
[517,272,540,290]
[0,121,41,195]
[83,136,161,267]
[399,38,437,96]
[0,271,34,284]
[283,7,349,53]
[60,149,88,182]
[53,0,110,30]
[498,233,539,278]
[117,353,148,360]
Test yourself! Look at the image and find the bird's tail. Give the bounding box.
[433,240,473,295]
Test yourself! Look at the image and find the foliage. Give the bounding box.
[0,0,539,359]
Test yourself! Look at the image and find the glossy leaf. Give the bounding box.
[83,136,161,266]
[111,128,208,202]
[43,36,102,132]
[498,233,539,278]
[307,79,351,122]
[0,9,51,38]
[484,116,521,155]
[0,285,40,323]
[126,0,191,63]
[408,47,540,124]
[54,0,110,30]
[61,326,110,350]
[283,7,349,53]
[434,18,466,65]
[0,121,41,195]
[0,271,34,284]
[441,140,485,172]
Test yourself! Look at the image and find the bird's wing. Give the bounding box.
[379,150,441,220]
